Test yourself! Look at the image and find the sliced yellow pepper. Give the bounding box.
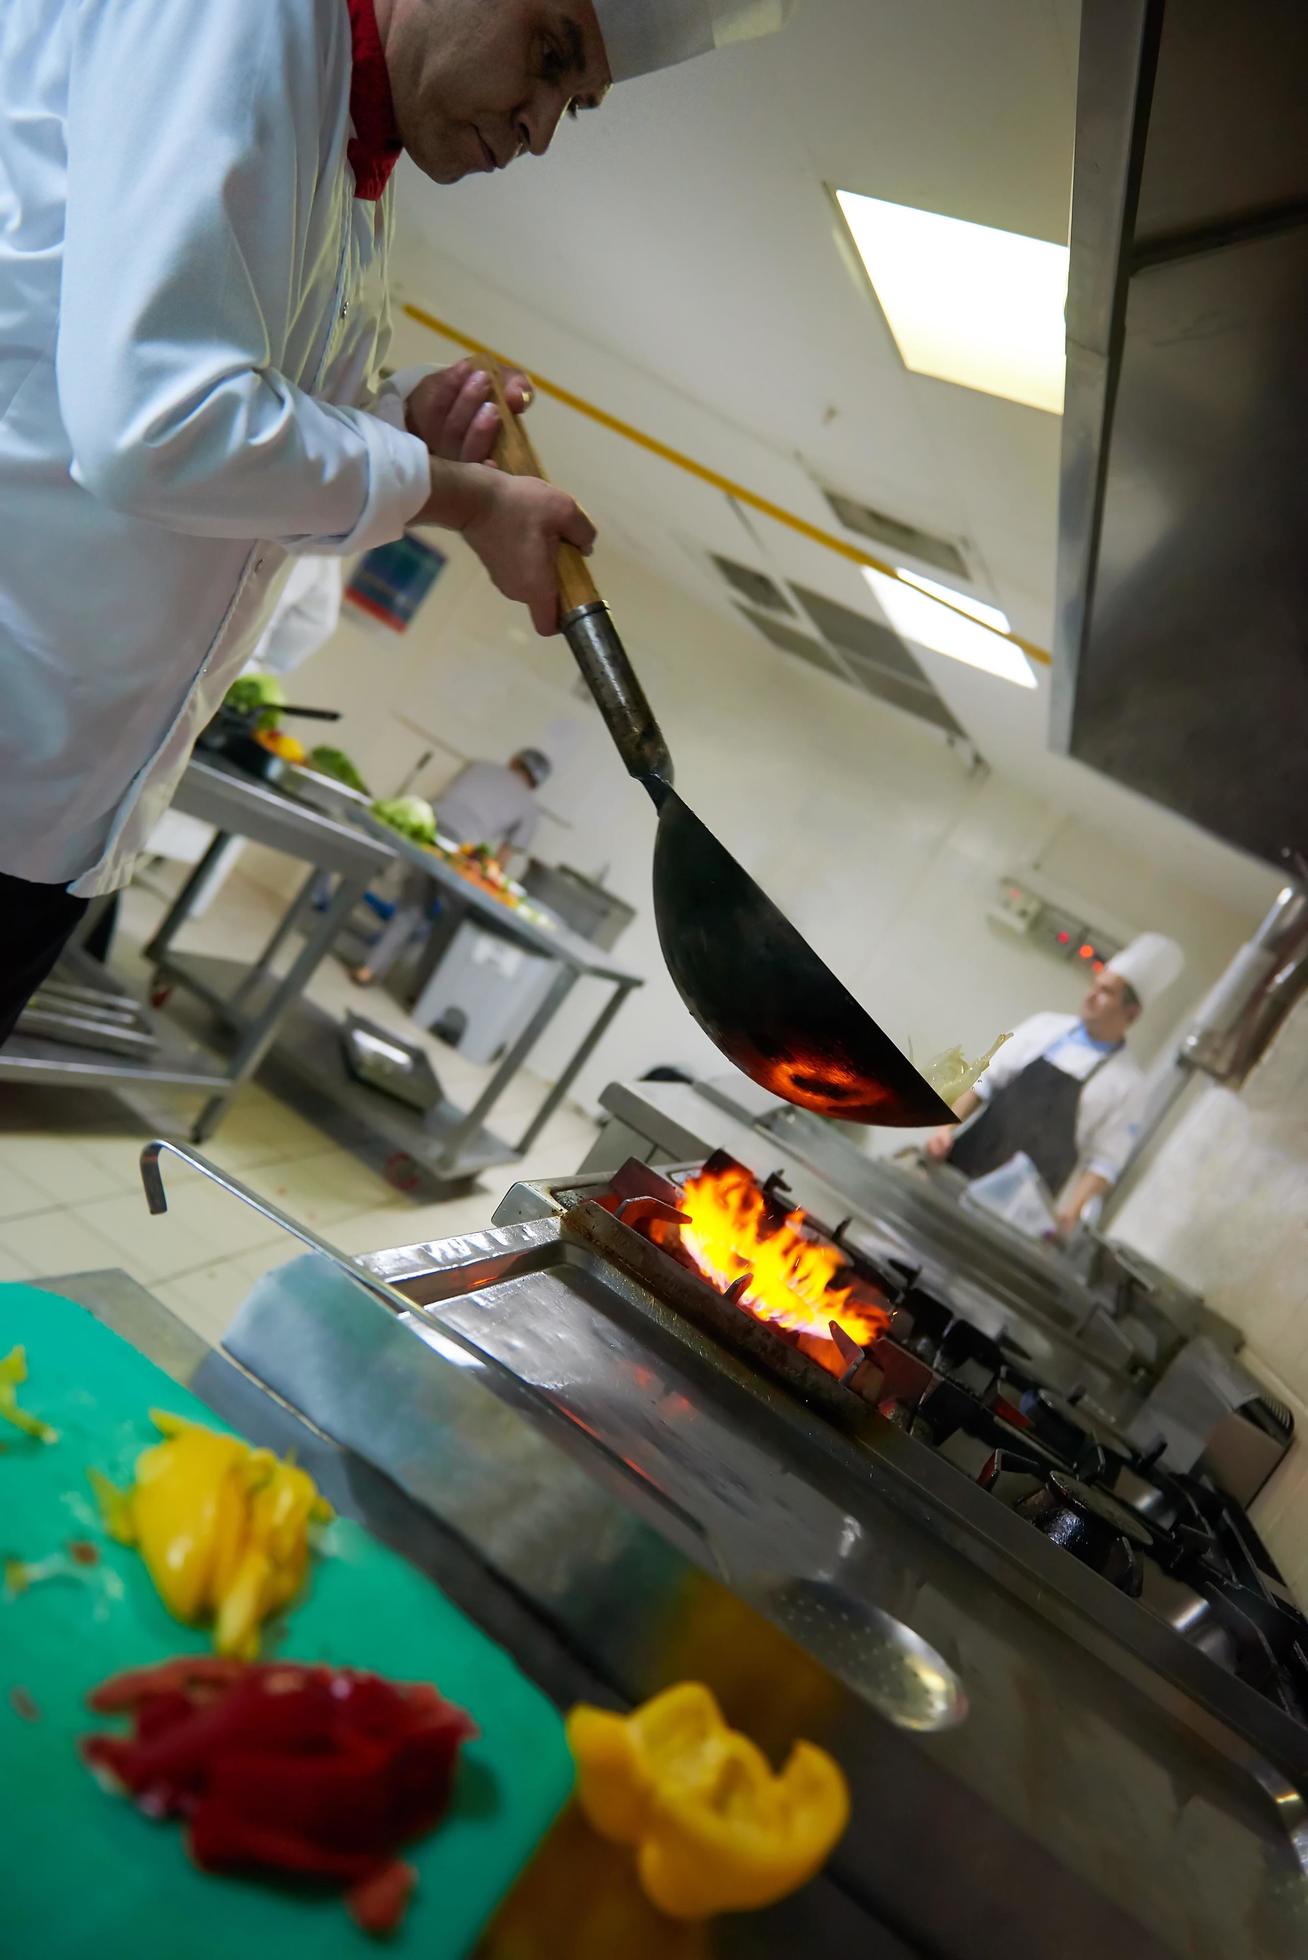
[0,1346,58,1444]
[566,1683,849,1921]
[90,1411,332,1656]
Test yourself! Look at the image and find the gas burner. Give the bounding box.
[557,1152,1308,1720]
[1013,1471,1156,1596]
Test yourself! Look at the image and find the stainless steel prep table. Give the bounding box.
[142,756,397,1138]
[246,809,644,1195]
[0,758,392,1137]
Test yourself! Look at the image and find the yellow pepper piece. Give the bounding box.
[214,1543,273,1660]
[566,1684,849,1921]
[87,1413,332,1655]
[639,1737,849,1919]
[0,1346,58,1444]
[565,1706,647,1844]
[131,1427,248,1623]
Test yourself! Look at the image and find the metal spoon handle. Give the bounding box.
[481,365,674,789]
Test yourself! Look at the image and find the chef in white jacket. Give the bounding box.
[926,934,1186,1234]
[0,0,793,1043]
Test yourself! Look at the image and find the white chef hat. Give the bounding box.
[1105,932,1185,1009]
[593,0,795,83]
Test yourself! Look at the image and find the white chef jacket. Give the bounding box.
[0,0,434,896]
[971,1012,1145,1186]
[243,558,345,681]
[437,762,541,853]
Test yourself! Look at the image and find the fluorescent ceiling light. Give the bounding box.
[895,568,1011,635]
[862,567,1037,689]
[835,190,1068,414]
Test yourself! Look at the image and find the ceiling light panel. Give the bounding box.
[862,568,1037,689]
[835,190,1068,415]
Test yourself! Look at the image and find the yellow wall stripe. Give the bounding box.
[403,301,1053,668]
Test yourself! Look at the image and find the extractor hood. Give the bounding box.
[1053,0,1308,868]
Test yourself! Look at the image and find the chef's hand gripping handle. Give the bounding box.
[481,366,673,791]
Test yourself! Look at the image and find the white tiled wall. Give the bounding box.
[1111,997,1308,1594]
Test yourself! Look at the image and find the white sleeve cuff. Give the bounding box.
[372,365,439,424]
[1085,1155,1122,1185]
[289,409,431,557]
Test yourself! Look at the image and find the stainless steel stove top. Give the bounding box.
[147,1114,1308,1960]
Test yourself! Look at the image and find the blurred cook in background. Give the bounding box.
[352,748,553,989]
[926,933,1185,1235]
[435,747,552,857]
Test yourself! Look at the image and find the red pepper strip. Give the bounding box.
[347,1860,417,1937]
[85,1662,474,1937]
[88,1673,346,1795]
[88,1657,250,1713]
[190,1799,388,1884]
[207,1720,470,1852]
[207,1745,399,1853]
[134,1690,198,1743]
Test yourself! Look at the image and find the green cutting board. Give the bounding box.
[0,1282,573,1958]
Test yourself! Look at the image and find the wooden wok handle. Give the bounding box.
[480,366,600,617]
[476,363,674,790]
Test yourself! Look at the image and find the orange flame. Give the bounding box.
[669,1164,888,1365]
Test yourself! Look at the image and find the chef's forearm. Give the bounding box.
[1058,1170,1111,1230]
[951,1087,981,1122]
[410,457,497,533]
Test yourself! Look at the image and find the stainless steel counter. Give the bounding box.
[0,758,393,1131]
[353,810,640,983]
[214,1227,1308,1957]
[44,1089,1308,1960]
[39,1264,907,1956]
[243,809,644,1195]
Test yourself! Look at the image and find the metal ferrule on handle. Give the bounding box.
[562,600,674,790]
[476,361,674,794]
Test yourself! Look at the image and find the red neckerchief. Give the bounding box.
[346,0,402,200]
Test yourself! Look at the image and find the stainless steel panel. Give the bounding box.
[221,1244,1308,1956]
[1055,0,1308,862]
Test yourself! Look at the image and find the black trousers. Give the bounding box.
[0,870,89,1047]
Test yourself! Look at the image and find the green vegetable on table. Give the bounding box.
[223,674,286,731]
[308,746,369,795]
[371,795,438,844]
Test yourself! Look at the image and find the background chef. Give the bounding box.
[926,933,1186,1234]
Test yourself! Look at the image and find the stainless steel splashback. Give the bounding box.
[1054,0,1308,864]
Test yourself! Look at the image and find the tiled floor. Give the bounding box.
[0,866,598,1347]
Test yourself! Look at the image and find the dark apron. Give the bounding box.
[949,1048,1119,1196]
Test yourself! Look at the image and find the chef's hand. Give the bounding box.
[924,1127,954,1162]
[405,359,533,465]
[461,473,596,636]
